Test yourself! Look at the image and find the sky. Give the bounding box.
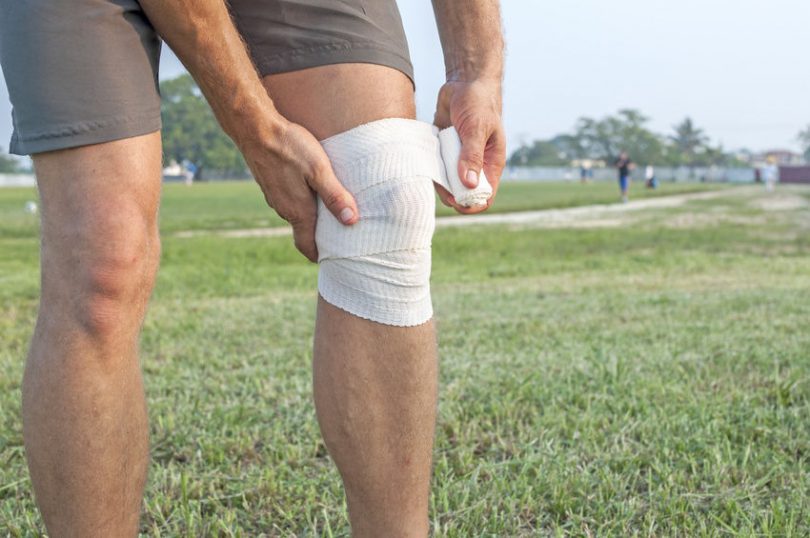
[2,0,809,158]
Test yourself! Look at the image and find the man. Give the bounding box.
[579,160,591,183]
[0,1,505,536]
[762,157,778,192]
[645,164,657,189]
[614,151,634,202]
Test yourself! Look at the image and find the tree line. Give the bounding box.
[510,109,810,168]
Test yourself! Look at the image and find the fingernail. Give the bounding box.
[466,170,479,188]
[339,207,354,224]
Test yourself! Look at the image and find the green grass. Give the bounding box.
[1,183,808,536]
[0,180,722,238]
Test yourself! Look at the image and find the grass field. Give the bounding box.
[0,179,723,239]
[1,181,808,536]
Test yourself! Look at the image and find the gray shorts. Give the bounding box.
[0,0,413,156]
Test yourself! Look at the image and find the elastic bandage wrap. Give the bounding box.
[317,119,440,327]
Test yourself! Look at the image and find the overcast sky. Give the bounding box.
[2,0,809,156]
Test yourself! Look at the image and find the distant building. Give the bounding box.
[162,160,195,183]
[760,149,805,166]
[571,158,607,168]
[732,149,756,165]
[779,166,810,184]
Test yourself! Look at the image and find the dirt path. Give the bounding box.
[174,186,758,239]
[435,187,749,229]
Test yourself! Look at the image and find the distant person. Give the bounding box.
[645,165,657,189]
[580,159,593,183]
[762,158,779,192]
[183,160,198,185]
[614,151,634,202]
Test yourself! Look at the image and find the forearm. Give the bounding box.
[139,0,281,149]
[431,0,504,82]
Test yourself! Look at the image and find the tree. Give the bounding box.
[670,118,709,166]
[573,109,666,165]
[160,74,247,178]
[798,125,810,162]
[508,139,569,166]
[0,146,20,173]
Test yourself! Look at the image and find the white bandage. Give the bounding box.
[316,118,493,326]
[435,127,494,208]
[317,119,439,326]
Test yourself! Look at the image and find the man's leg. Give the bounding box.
[23,133,162,537]
[313,301,437,536]
[264,64,438,537]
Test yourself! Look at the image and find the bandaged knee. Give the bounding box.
[316,118,492,326]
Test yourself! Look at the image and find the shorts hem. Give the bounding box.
[9,113,162,156]
[254,42,414,87]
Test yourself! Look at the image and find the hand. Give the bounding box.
[433,79,506,214]
[240,119,359,262]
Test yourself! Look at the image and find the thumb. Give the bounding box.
[433,84,452,129]
[457,125,486,189]
[309,159,359,226]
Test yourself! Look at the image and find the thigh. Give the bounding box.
[262,63,416,140]
[0,0,162,156]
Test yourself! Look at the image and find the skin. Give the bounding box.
[21,0,504,536]
[313,300,438,537]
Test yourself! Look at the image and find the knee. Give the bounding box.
[45,213,160,339]
[79,240,159,336]
[315,119,439,327]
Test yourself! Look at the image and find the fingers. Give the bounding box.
[289,211,318,263]
[433,184,489,215]
[433,84,452,129]
[297,152,357,262]
[307,157,359,226]
[280,121,359,227]
[482,124,507,198]
[457,122,487,190]
[248,121,360,262]
[434,184,455,208]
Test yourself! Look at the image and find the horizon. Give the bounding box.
[2,1,809,158]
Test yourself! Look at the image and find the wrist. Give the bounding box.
[443,43,504,83]
[442,77,502,92]
[446,66,503,85]
[446,66,502,84]
[222,93,287,154]
[441,78,503,106]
